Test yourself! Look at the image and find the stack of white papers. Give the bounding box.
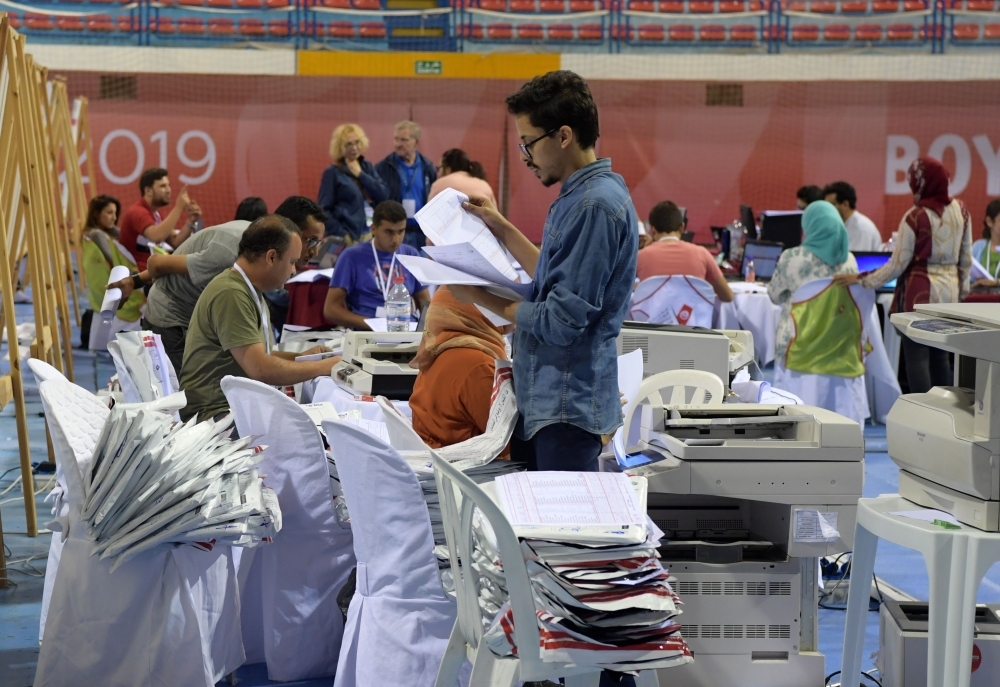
[81,404,282,572]
[482,472,692,672]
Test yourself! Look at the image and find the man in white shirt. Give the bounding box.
[823,181,884,252]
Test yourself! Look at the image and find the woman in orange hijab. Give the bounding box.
[408,286,509,449]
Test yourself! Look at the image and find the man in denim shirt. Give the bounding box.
[452,70,637,474]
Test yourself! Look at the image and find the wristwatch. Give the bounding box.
[131,272,144,289]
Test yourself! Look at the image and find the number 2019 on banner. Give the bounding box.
[99,129,216,186]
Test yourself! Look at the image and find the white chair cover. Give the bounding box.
[629,275,716,327]
[221,376,355,681]
[89,313,142,353]
[772,278,873,426]
[322,420,456,687]
[34,380,244,687]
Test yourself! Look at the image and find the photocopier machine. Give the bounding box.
[609,322,866,687]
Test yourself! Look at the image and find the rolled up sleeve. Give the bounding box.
[515,204,619,347]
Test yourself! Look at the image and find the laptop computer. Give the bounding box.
[742,240,785,282]
[853,252,897,293]
[760,210,803,249]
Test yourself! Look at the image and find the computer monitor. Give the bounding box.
[681,230,695,243]
[739,205,756,239]
[852,252,897,292]
[760,210,803,249]
[742,241,784,281]
[711,226,730,260]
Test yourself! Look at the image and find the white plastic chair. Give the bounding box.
[629,275,716,327]
[431,452,660,687]
[27,357,67,385]
[221,376,355,682]
[773,278,873,426]
[34,380,244,687]
[620,369,726,450]
[322,419,457,687]
[842,495,1000,687]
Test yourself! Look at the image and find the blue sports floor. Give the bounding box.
[3,303,1000,686]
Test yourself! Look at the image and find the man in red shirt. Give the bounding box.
[636,200,734,302]
[118,167,200,271]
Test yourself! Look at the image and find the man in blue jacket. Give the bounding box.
[374,120,437,249]
[452,70,638,475]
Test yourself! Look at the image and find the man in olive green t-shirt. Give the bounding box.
[180,215,341,422]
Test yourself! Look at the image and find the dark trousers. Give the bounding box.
[142,319,186,375]
[901,334,952,394]
[512,422,603,473]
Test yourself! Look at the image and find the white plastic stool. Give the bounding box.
[840,495,1000,687]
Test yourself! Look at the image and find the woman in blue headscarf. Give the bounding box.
[768,200,859,368]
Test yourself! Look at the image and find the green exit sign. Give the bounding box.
[415,60,442,75]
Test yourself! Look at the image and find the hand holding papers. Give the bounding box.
[101,265,130,323]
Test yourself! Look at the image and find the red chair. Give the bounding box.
[611,22,634,38]
[540,0,565,9]
[718,0,745,9]
[327,19,355,36]
[668,22,695,37]
[86,13,115,31]
[983,21,1000,37]
[547,22,575,37]
[486,22,513,36]
[810,1,838,10]
[569,0,598,9]
[178,16,205,32]
[56,15,85,30]
[688,0,716,11]
[637,22,666,38]
[354,0,381,8]
[238,18,266,35]
[117,14,138,30]
[237,0,265,8]
[7,13,23,29]
[516,22,543,37]
[872,0,897,8]
[823,22,850,38]
[149,16,176,32]
[208,18,236,34]
[785,0,806,9]
[902,0,924,8]
[966,0,995,9]
[178,0,204,6]
[578,22,604,37]
[629,0,655,10]
[267,18,292,35]
[840,0,867,10]
[358,20,385,36]
[478,0,508,9]
[919,23,941,38]
[322,0,352,6]
[658,0,685,10]
[458,22,484,36]
[791,22,819,38]
[699,22,726,37]
[25,13,56,30]
[266,0,290,8]
[854,22,883,39]
[886,22,914,38]
[730,22,757,38]
[762,23,785,37]
[510,0,537,10]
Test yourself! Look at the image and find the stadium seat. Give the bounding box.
[688,0,716,11]
[354,0,381,8]
[966,0,995,9]
[823,22,850,38]
[659,0,685,11]
[55,15,85,30]
[854,22,882,39]
[785,1,806,9]
[458,22,484,36]
[840,0,868,10]
[762,24,786,38]
[358,19,386,36]
[919,23,941,38]
[871,0,897,8]
[791,22,820,39]
[610,23,633,38]
[569,0,599,9]
[267,18,292,34]
[327,19,355,36]
[730,23,757,38]
[25,13,56,30]
[86,14,114,30]
[178,0,204,6]
[307,20,328,35]
[237,0,265,8]
[984,22,1000,37]
[239,18,266,35]
[208,0,234,7]
[178,16,206,33]
[149,16,175,32]
[886,22,914,38]
[479,0,508,9]
[510,0,538,10]
[266,0,290,8]
[809,1,838,11]
[516,22,544,37]
[637,22,666,38]
[699,22,726,38]
[322,0,352,6]
[117,14,138,30]
[7,14,22,29]
[486,22,513,37]
[718,0,745,9]
[547,22,575,37]
[668,23,696,38]
[629,0,655,10]
[578,22,604,37]
[208,18,236,34]
[540,0,565,8]
[902,0,924,8]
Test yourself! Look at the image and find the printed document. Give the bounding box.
[496,472,645,529]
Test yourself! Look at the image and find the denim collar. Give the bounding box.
[558,158,611,199]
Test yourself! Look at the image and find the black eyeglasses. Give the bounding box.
[306,237,322,250]
[518,127,559,161]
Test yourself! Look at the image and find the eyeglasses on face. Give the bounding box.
[518,127,560,161]
[305,237,322,250]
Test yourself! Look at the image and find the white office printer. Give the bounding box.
[610,402,864,687]
[330,330,421,399]
[888,303,1000,531]
[616,322,755,387]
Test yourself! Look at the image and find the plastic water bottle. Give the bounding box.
[746,259,756,283]
[385,275,411,332]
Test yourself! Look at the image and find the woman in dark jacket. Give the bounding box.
[317,123,389,243]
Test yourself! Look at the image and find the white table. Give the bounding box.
[300,376,411,421]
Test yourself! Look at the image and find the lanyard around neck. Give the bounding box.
[371,242,398,303]
[232,263,272,355]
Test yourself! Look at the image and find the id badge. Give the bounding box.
[402,198,417,219]
[375,306,386,318]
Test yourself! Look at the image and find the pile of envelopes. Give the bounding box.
[81,405,282,572]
